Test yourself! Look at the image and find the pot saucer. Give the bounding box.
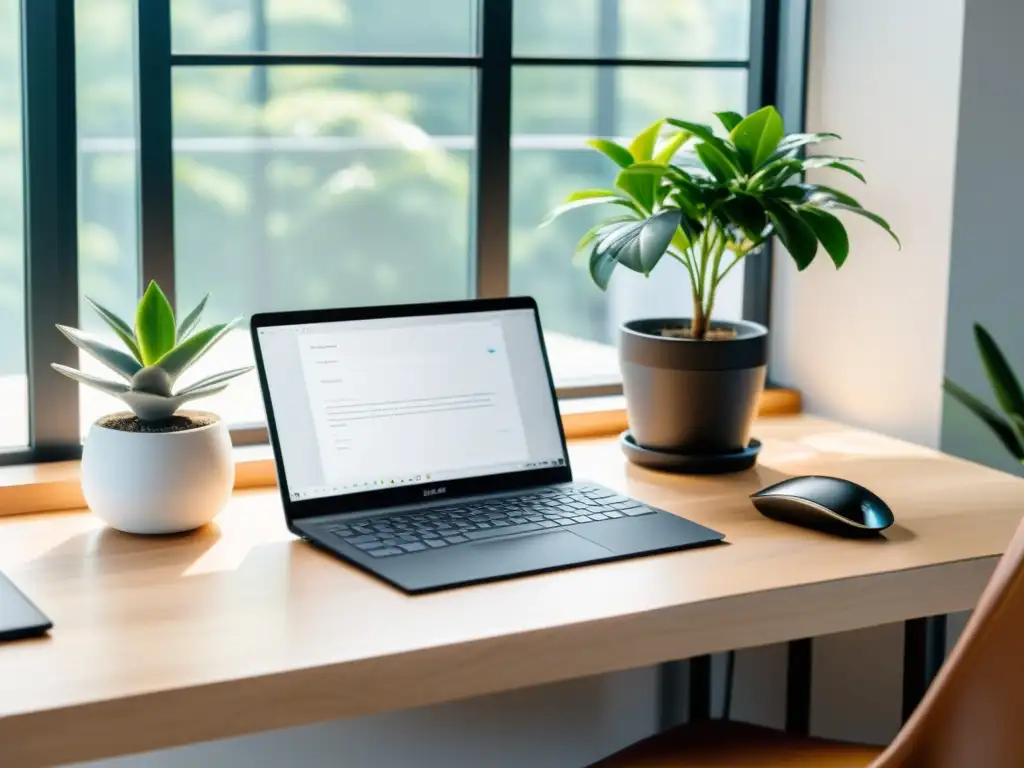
[620,431,761,474]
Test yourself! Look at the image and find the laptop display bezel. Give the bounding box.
[250,296,574,525]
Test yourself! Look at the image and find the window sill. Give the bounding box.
[0,388,800,518]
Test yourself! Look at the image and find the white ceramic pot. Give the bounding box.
[81,412,234,534]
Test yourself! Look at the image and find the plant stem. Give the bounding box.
[691,289,707,339]
[703,231,729,326]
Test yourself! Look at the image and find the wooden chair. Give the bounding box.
[592,517,1024,767]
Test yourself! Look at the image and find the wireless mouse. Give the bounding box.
[751,475,894,537]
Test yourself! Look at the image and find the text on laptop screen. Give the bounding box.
[256,309,568,501]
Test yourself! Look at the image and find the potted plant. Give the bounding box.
[52,281,251,534]
[945,324,1024,464]
[546,106,899,465]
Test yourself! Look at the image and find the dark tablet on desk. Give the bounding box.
[0,571,52,642]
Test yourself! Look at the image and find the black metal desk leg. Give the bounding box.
[689,654,712,721]
[902,616,947,722]
[786,638,813,735]
[657,660,686,731]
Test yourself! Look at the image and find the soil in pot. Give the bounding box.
[98,411,216,433]
[660,326,737,341]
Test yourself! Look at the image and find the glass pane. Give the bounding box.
[509,67,747,387]
[172,66,475,425]
[514,0,750,60]
[172,0,479,56]
[0,0,27,447]
[76,0,142,435]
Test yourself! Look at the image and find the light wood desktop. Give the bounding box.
[0,414,1021,766]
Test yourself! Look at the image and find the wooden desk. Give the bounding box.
[1,415,1021,766]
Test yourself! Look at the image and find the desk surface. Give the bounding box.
[1,415,1022,765]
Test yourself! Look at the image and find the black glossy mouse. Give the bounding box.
[751,475,894,537]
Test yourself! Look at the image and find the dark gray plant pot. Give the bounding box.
[619,318,768,455]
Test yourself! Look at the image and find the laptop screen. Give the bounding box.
[256,308,569,502]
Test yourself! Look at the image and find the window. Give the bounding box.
[0,0,27,448]
[10,0,806,462]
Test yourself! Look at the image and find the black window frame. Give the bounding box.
[11,0,809,464]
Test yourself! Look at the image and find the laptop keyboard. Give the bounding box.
[320,485,655,558]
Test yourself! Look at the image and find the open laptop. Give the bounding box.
[251,297,724,594]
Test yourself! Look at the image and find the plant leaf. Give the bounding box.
[85,296,142,363]
[714,111,744,132]
[721,195,768,239]
[177,294,209,341]
[944,378,1024,460]
[590,211,681,279]
[653,131,690,164]
[665,118,743,174]
[628,119,664,163]
[827,203,902,247]
[747,157,805,190]
[135,281,177,366]
[119,391,185,422]
[974,324,1024,417]
[802,184,864,208]
[695,142,738,183]
[615,165,664,213]
[566,188,623,202]
[772,131,841,155]
[803,156,866,183]
[730,105,785,171]
[638,209,682,273]
[585,138,634,168]
[594,221,644,271]
[589,242,618,290]
[154,321,234,380]
[575,216,638,253]
[766,202,818,270]
[50,364,130,397]
[542,195,638,225]
[761,185,810,203]
[798,208,849,268]
[178,383,230,403]
[175,366,253,397]
[130,366,174,397]
[55,325,142,380]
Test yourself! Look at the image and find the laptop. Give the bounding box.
[0,571,52,642]
[251,297,724,594]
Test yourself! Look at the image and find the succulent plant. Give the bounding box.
[52,281,252,422]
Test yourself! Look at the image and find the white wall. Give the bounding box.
[769,0,967,745]
[81,670,658,768]
[772,0,965,449]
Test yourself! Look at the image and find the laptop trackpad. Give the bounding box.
[470,530,612,567]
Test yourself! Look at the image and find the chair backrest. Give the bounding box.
[874,517,1024,767]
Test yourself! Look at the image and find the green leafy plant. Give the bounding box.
[945,324,1024,463]
[545,106,900,339]
[52,281,251,422]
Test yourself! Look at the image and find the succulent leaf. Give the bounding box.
[55,325,142,380]
[131,366,174,397]
[176,294,209,342]
[51,364,130,397]
[84,297,142,363]
[175,366,253,397]
[155,320,235,380]
[135,281,177,365]
[119,391,188,422]
[177,382,230,403]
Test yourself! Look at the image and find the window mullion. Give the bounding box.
[21,0,81,459]
[135,0,176,308]
[474,0,512,298]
